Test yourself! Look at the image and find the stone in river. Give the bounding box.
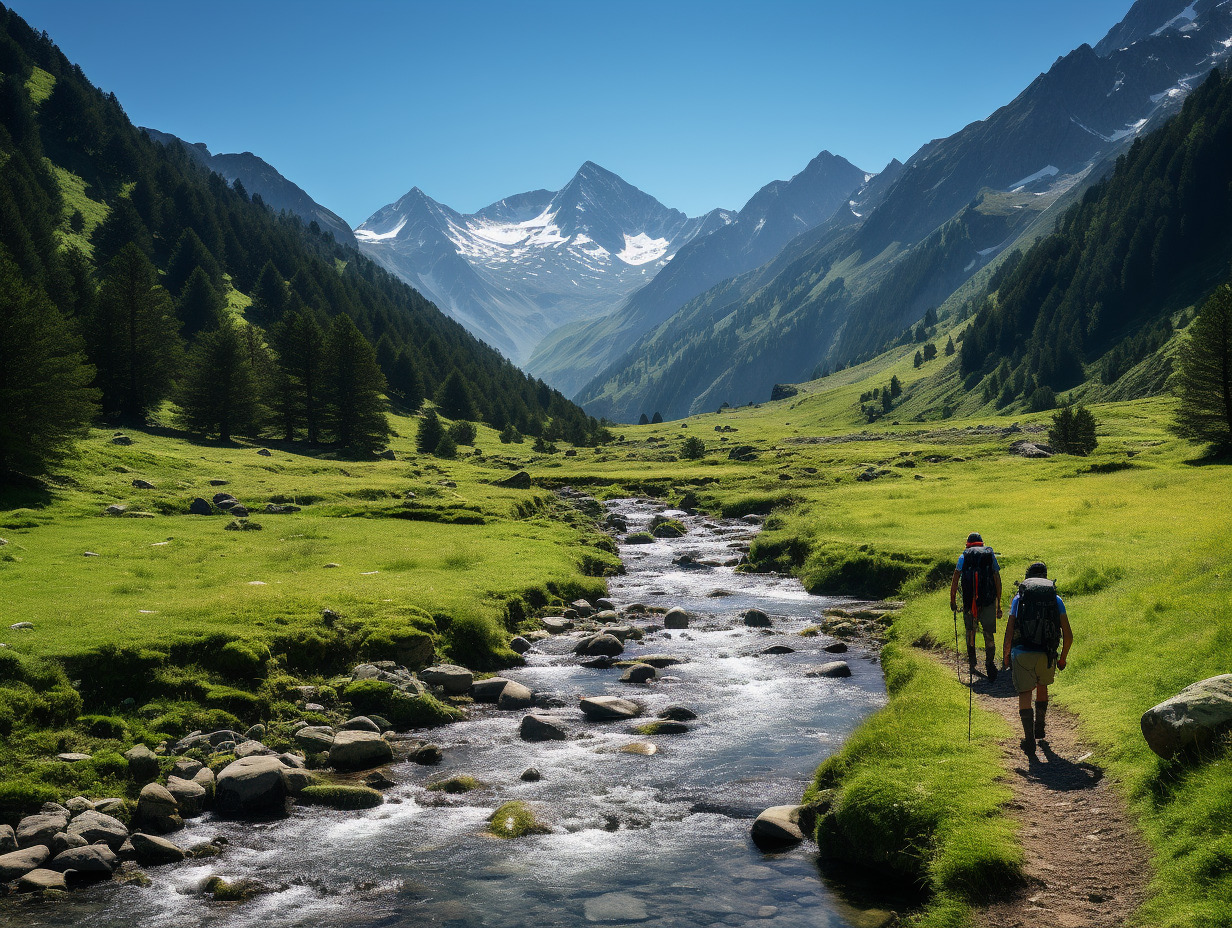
[329,731,394,770]
[663,607,690,629]
[420,664,474,695]
[657,706,697,722]
[497,681,535,710]
[751,805,805,849]
[17,868,68,892]
[583,892,650,922]
[824,642,848,653]
[580,696,642,721]
[0,846,50,881]
[620,663,657,684]
[743,608,772,627]
[129,833,186,866]
[520,715,568,742]
[806,661,852,678]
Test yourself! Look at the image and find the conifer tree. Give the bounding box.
[0,252,98,478]
[651,411,663,424]
[1174,284,1232,451]
[435,369,478,421]
[177,266,225,338]
[249,260,287,328]
[90,244,182,421]
[323,313,389,451]
[164,228,222,295]
[945,335,955,357]
[271,308,325,442]
[417,408,443,454]
[389,349,425,411]
[90,197,152,269]
[638,413,649,425]
[175,321,264,442]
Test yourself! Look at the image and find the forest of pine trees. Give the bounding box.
[0,6,608,478]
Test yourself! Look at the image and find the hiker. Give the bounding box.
[1002,561,1073,752]
[950,532,1002,681]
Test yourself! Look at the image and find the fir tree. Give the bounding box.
[389,350,425,411]
[0,252,99,478]
[1174,283,1232,450]
[448,420,477,445]
[435,369,478,421]
[434,431,458,459]
[90,197,152,269]
[914,350,923,368]
[638,413,649,425]
[889,375,902,398]
[164,228,222,295]
[272,307,326,443]
[417,408,443,454]
[1050,404,1099,455]
[945,336,955,357]
[651,411,663,424]
[175,321,264,442]
[923,342,938,362]
[249,260,287,328]
[323,313,389,452]
[176,266,225,338]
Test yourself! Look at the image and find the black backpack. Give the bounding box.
[960,546,997,610]
[1015,577,1062,657]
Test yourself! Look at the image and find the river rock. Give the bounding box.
[123,743,160,781]
[743,608,772,627]
[1142,674,1232,759]
[420,664,474,695]
[189,497,212,515]
[510,636,532,654]
[807,661,852,678]
[235,739,274,758]
[593,610,620,623]
[172,757,204,779]
[129,833,186,866]
[0,846,49,881]
[570,599,596,617]
[17,868,67,892]
[16,811,68,848]
[48,844,118,878]
[294,726,336,753]
[284,768,316,796]
[580,696,642,721]
[520,715,568,742]
[329,731,394,770]
[471,678,512,702]
[412,744,444,765]
[636,655,683,668]
[521,767,542,782]
[0,825,15,854]
[583,892,650,923]
[50,831,87,855]
[66,811,128,849]
[824,642,848,653]
[761,644,795,654]
[166,776,207,817]
[65,797,93,814]
[658,706,697,722]
[136,782,182,833]
[580,656,617,669]
[606,625,643,642]
[215,755,290,815]
[620,663,657,684]
[663,607,690,629]
[497,680,535,710]
[341,716,381,733]
[575,633,624,657]
[192,766,216,801]
[541,617,573,633]
[751,805,806,849]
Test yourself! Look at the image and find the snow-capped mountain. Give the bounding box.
[355,162,731,362]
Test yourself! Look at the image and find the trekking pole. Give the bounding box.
[952,606,960,678]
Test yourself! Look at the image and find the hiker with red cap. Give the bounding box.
[950,532,1002,681]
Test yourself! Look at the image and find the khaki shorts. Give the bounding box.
[1012,650,1056,693]
[963,603,997,638]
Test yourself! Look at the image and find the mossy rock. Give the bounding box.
[427,775,481,794]
[625,532,655,544]
[651,520,686,538]
[298,784,384,810]
[798,626,822,637]
[203,876,272,901]
[635,720,690,735]
[488,800,550,838]
[341,680,462,728]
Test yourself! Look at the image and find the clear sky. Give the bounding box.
[13,0,1135,225]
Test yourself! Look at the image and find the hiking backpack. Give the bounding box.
[1015,577,1062,657]
[960,546,997,611]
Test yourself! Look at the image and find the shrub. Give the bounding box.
[79,714,129,739]
[680,436,706,459]
[298,784,383,810]
[204,685,265,718]
[0,779,61,821]
[434,433,458,459]
[447,421,477,446]
[215,640,269,678]
[444,611,517,671]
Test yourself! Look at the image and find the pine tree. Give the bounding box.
[90,197,152,269]
[1050,404,1099,455]
[0,252,99,478]
[90,244,182,421]
[174,321,263,442]
[1174,284,1232,451]
[249,260,287,328]
[945,336,955,357]
[889,375,902,398]
[417,408,443,454]
[914,350,923,368]
[923,342,938,362]
[164,228,222,295]
[651,411,663,424]
[389,349,425,411]
[638,413,649,425]
[435,369,478,420]
[176,266,225,338]
[272,308,326,443]
[323,313,389,451]
[434,431,458,459]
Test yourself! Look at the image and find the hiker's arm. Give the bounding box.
[995,572,1003,617]
[1058,612,1073,669]
[1002,614,1015,667]
[949,571,959,610]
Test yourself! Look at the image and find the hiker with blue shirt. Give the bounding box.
[1002,561,1074,753]
[950,532,1002,681]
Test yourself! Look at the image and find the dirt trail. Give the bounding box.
[947,657,1154,928]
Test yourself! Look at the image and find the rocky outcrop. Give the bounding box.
[420,664,474,695]
[329,731,394,770]
[1142,674,1232,759]
[215,755,290,815]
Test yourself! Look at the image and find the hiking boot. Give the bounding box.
[985,649,998,683]
[1020,737,1036,754]
[967,646,978,676]
[1034,701,1048,740]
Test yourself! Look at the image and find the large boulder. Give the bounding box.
[520,715,568,742]
[166,775,207,817]
[579,696,642,721]
[129,833,186,866]
[0,846,50,881]
[294,726,336,754]
[420,664,474,695]
[663,607,690,629]
[471,677,513,703]
[66,811,128,849]
[136,782,183,833]
[189,497,213,515]
[574,633,624,657]
[751,805,805,849]
[1142,674,1232,759]
[495,471,532,489]
[0,824,15,854]
[16,811,68,848]
[329,731,394,770]
[807,661,852,678]
[48,844,117,879]
[497,681,535,711]
[743,608,772,627]
[620,664,658,685]
[124,744,159,781]
[17,868,67,893]
[215,755,290,816]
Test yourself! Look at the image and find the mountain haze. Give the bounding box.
[356,162,732,363]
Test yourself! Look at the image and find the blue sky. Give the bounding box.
[15,1,1134,225]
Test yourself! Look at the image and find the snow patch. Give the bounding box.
[354,217,407,243]
[617,232,670,266]
[1151,1,1198,36]
[1109,118,1149,142]
[1007,165,1059,192]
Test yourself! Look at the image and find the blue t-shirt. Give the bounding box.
[956,549,1000,573]
[1009,592,1067,654]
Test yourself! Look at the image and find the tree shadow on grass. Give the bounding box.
[1182,448,1232,466]
[0,472,55,511]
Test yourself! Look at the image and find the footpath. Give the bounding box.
[956,663,1154,928]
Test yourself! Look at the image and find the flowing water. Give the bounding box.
[21,499,888,927]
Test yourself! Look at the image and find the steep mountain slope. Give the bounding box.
[140,129,358,249]
[525,151,875,396]
[356,162,731,363]
[578,0,1232,421]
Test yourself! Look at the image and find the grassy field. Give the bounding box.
[1,341,1229,926]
